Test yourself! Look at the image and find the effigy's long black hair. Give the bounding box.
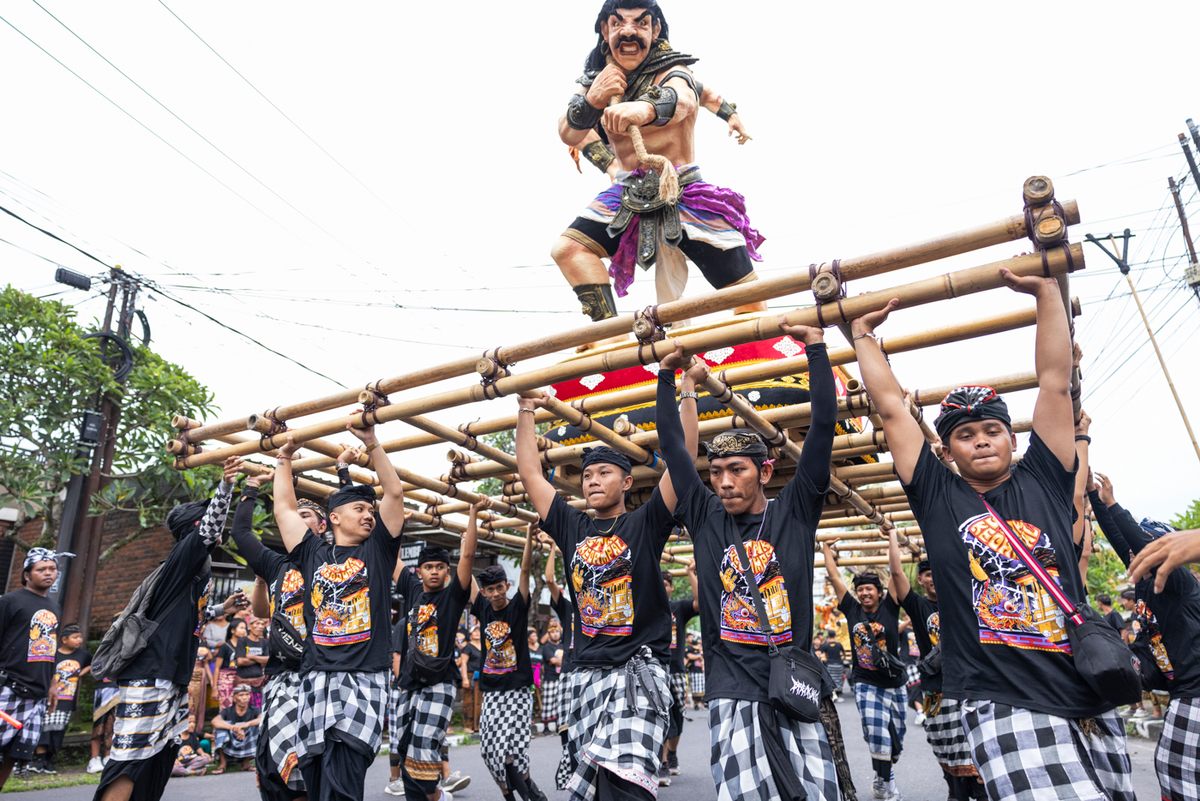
[583,0,670,78]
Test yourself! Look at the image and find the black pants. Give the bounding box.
[92,743,178,801]
[596,768,653,801]
[38,729,65,760]
[298,735,373,801]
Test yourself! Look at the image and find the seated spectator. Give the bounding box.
[171,715,212,777]
[211,685,261,773]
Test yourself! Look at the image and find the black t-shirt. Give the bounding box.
[1090,493,1200,700]
[1102,609,1125,633]
[397,570,470,689]
[218,642,236,669]
[463,643,482,678]
[294,521,403,674]
[541,491,674,669]
[218,703,259,727]
[899,591,942,692]
[234,637,266,679]
[232,489,308,675]
[818,641,845,667]
[674,481,827,703]
[51,647,92,711]
[657,344,836,703]
[118,528,215,686]
[469,593,533,692]
[839,594,905,688]
[0,589,60,695]
[550,593,574,674]
[540,642,565,682]
[668,598,697,674]
[904,433,1111,718]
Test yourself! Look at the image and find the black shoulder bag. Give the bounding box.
[732,535,825,723]
[979,496,1141,706]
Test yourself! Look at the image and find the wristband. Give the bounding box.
[518,408,537,415]
[680,391,699,400]
[1074,434,1091,444]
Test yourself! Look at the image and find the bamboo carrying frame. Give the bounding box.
[168,177,1083,575]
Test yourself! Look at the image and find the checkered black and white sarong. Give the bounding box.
[669,673,688,711]
[109,680,190,763]
[1154,696,1200,801]
[689,670,706,698]
[708,698,840,801]
[824,662,845,693]
[480,689,534,791]
[961,699,1134,801]
[541,678,564,726]
[556,671,581,791]
[42,708,71,732]
[296,670,387,759]
[0,688,45,762]
[567,647,669,801]
[259,670,304,790]
[214,724,259,759]
[395,681,455,784]
[922,692,974,775]
[386,680,404,745]
[853,682,906,762]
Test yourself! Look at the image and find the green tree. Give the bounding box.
[1085,534,1128,601]
[1171,498,1200,532]
[0,285,216,557]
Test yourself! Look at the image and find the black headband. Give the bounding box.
[418,546,451,567]
[327,483,376,514]
[853,573,883,590]
[165,500,209,541]
[477,565,508,587]
[933,385,1012,441]
[581,446,633,474]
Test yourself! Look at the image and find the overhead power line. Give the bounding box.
[154,0,396,214]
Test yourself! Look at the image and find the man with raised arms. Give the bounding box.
[848,270,1134,800]
[274,422,404,801]
[516,384,696,800]
[654,323,841,801]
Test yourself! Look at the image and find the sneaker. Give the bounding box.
[39,761,57,776]
[914,712,926,727]
[887,779,904,801]
[438,791,454,801]
[442,771,471,793]
[102,755,111,766]
[384,779,405,796]
[86,756,105,774]
[872,776,888,800]
[667,750,680,775]
[657,765,672,787]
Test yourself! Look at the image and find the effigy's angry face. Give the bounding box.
[602,8,659,72]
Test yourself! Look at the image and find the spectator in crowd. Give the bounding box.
[540,620,565,736]
[685,634,705,709]
[202,612,229,653]
[460,627,482,733]
[87,672,118,774]
[1097,594,1125,633]
[214,619,246,711]
[234,616,268,709]
[31,623,92,775]
[171,714,211,777]
[211,685,261,774]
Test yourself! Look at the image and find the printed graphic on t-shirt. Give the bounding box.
[959,512,1069,653]
[852,621,886,670]
[310,558,371,646]
[483,621,517,675]
[718,540,792,646]
[571,535,634,637]
[670,617,677,650]
[410,603,438,656]
[53,658,83,700]
[194,579,212,636]
[271,569,308,640]
[926,611,940,646]
[1134,600,1174,679]
[28,609,58,663]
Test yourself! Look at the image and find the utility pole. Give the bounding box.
[59,267,139,639]
[1169,176,1200,301]
[1180,133,1200,194]
[1085,231,1200,466]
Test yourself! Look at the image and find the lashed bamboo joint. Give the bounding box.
[167,179,1084,570]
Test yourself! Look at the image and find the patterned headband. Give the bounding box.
[23,547,73,571]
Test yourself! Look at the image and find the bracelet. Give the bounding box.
[852,332,877,343]
[275,455,292,462]
[1075,434,1091,444]
[518,408,537,415]
[679,391,699,400]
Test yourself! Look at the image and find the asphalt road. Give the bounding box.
[17,695,1163,799]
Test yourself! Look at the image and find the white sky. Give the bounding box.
[2,1,1199,525]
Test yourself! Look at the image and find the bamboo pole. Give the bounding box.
[177,200,1080,441]
[176,244,1083,470]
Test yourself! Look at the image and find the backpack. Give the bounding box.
[91,563,166,681]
